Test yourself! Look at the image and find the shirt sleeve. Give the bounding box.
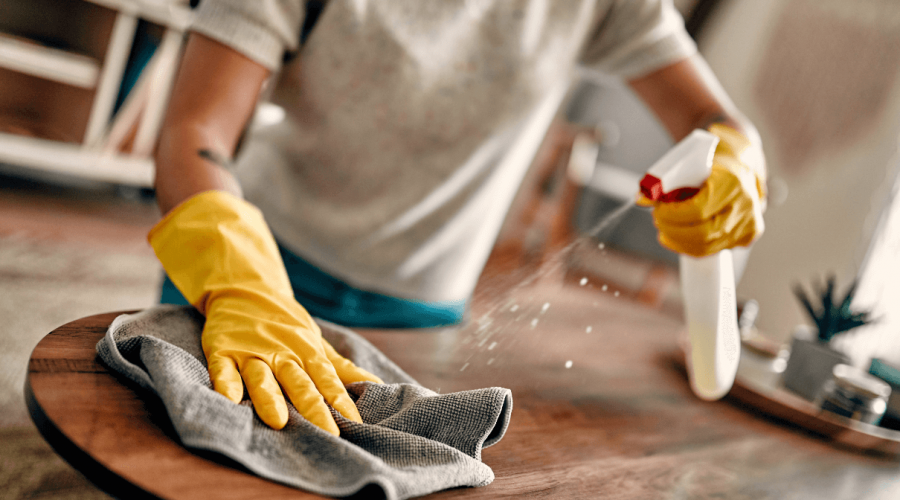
[191,0,305,71]
[580,0,698,79]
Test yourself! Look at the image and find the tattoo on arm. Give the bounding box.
[697,112,744,134]
[197,149,232,168]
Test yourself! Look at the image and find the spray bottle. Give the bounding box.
[639,129,741,401]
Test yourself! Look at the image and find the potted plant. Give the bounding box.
[781,275,874,400]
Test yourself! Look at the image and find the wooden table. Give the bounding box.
[26,279,900,499]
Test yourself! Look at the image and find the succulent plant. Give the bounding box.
[793,275,874,343]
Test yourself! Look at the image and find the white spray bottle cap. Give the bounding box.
[640,129,719,200]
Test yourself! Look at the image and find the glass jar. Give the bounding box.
[817,364,891,425]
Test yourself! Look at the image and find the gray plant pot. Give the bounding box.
[782,332,851,401]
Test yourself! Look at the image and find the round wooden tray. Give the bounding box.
[726,347,900,456]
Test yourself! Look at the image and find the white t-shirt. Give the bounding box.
[192,0,697,302]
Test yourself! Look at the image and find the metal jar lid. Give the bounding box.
[832,364,892,400]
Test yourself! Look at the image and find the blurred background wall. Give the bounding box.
[699,0,900,366]
[559,0,900,371]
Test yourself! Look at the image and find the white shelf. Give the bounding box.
[0,133,154,186]
[0,0,193,187]
[85,0,194,30]
[0,33,100,89]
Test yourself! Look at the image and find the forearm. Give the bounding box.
[629,55,766,181]
[152,33,270,215]
[154,123,243,215]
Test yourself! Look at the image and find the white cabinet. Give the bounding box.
[0,0,193,186]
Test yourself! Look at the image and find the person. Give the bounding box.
[150,0,766,435]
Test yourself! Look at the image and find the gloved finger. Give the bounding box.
[660,232,713,257]
[241,358,289,430]
[653,178,742,226]
[658,217,726,257]
[207,355,244,403]
[651,187,723,225]
[635,193,655,207]
[652,199,706,227]
[709,123,751,158]
[276,362,340,436]
[320,338,384,385]
[304,358,364,424]
[659,201,761,257]
[726,211,763,248]
[707,194,762,245]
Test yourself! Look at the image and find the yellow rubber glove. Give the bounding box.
[148,191,382,433]
[638,124,766,257]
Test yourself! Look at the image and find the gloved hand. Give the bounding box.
[638,123,766,257]
[148,190,382,433]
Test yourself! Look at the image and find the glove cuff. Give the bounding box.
[148,190,293,313]
[707,123,750,157]
[707,123,767,202]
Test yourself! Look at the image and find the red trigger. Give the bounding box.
[640,174,701,203]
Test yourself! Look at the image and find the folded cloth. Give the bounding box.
[96,305,512,500]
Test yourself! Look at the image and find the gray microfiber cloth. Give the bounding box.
[95,305,512,500]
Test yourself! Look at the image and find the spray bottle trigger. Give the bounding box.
[639,129,719,202]
[640,175,702,202]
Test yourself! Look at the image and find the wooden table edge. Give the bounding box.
[25,370,162,500]
[25,311,161,500]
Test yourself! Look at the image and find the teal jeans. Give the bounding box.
[159,240,467,329]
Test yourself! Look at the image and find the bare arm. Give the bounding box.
[154,33,271,214]
[628,54,765,181]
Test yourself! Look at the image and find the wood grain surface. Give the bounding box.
[27,280,900,499]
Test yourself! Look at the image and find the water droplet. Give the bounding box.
[601,284,608,292]
[579,277,588,286]
[614,291,620,297]
[586,326,592,333]
[460,363,469,372]
[531,318,539,328]
[541,302,550,314]
[510,304,519,312]
[488,342,497,350]
[565,360,573,369]
[487,358,495,365]
[598,243,605,250]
